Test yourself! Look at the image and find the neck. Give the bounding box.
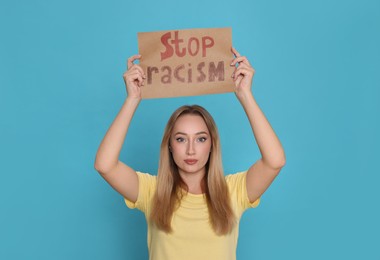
[179,170,206,194]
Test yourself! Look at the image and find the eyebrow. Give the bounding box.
[174,131,209,136]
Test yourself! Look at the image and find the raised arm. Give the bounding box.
[94,55,145,203]
[231,48,286,203]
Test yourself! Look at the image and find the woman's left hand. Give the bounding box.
[230,47,255,99]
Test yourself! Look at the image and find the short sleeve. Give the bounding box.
[226,171,260,216]
[124,171,157,214]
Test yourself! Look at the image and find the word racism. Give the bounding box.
[146,31,225,85]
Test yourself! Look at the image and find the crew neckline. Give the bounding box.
[180,188,205,197]
[187,191,205,197]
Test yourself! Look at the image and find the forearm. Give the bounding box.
[238,92,285,169]
[94,97,140,172]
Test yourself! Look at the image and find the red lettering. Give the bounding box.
[160,31,215,60]
[160,32,174,61]
[202,36,214,57]
[161,66,172,84]
[171,31,186,58]
[187,63,192,83]
[208,61,224,81]
[197,62,206,82]
[174,64,185,82]
[147,61,225,85]
[188,37,200,56]
[147,66,159,84]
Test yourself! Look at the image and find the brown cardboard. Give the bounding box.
[137,28,235,99]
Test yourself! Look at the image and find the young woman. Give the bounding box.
[94,48,285,260]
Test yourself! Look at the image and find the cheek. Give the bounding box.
[170,143,182,154]
[170,145,184,161]
[199,144,212,160]
[204,142,212,154]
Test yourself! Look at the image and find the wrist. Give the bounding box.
[236,90,254,104]
[125,96,141,106]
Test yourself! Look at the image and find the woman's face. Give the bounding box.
[170,114,212,178]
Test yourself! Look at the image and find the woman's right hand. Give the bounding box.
[123,54,146,100]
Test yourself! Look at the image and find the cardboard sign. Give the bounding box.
[138,28,235,99]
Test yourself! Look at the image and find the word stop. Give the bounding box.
[160,31,215,61]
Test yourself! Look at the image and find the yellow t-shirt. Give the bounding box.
[124,171,260,260]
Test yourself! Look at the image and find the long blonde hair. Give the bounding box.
[150,105,235,235]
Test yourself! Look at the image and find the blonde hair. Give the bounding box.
[150,105,235,235]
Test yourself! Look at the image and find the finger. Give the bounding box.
[233,73,244,86]
[231,66,253,77]
[127,54,142,69]
[234,76,243,85]
[123,65,145,80]
[136,75,144,86]
[233,68,254,80]
[231,56,251,66]
[127,71,144,81]
[129,74,144,87]
[231,47,241,58]
[232,61,252,72]
[124,71,143,84]
[235,67,254,76]
[129,64,146,78]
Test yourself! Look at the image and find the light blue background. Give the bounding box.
[1,0,379,259]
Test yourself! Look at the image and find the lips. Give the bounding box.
[184,159,198,165]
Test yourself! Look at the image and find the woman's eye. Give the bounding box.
[176,137,185,142]
[197,137,207,142]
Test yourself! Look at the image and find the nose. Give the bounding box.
[186,140,195,155]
